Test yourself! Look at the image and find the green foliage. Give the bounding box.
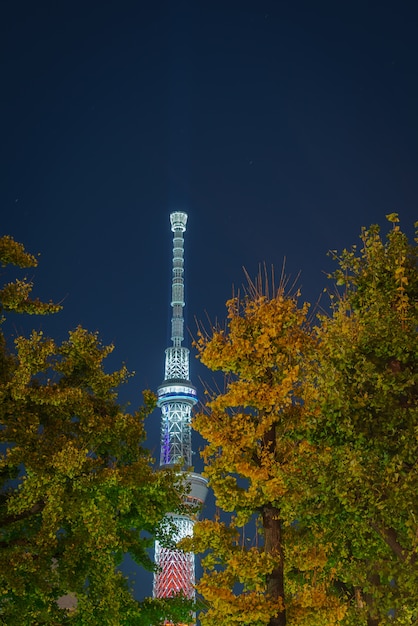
[191,216,418,625]
[0,235,192,625]
[306,215,418,624]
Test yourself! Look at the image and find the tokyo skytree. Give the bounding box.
[153,212,208,623]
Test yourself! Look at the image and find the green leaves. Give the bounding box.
[0,234,191,625]
[308,217,418,623]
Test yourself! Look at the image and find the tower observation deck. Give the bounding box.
[153,212,208,624]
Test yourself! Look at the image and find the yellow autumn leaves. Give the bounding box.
[188,217,418,626]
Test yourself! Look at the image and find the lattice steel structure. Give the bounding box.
[153,212,208,624]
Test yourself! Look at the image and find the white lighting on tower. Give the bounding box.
[153,212,208,625]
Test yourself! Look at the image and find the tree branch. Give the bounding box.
[0,500,45,527]
[369,521,414,563]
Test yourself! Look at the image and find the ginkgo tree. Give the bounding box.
[0,235,193,625]
[185,216,417,626]
[183,276,347,626]
[303,215,418,625]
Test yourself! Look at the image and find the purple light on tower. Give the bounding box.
[153,212,208,625]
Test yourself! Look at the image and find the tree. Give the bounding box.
[303,215,418,625]
[186,216,417,626]
[183,276,347,626]
[0,235,193,625]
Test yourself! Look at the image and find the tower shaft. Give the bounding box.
[157,212,197,469]
[153,212,208,624]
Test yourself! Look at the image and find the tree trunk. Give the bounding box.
[261,419,285,626]
[262,504,286,626]
[369,521,415,563]
[364,572,381,626]
[1,500,44,526]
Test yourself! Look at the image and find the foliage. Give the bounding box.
[304,215,418,624]
[0,235,62,315]
[0,235,193,625]
[183,279,345,626]
[187,217,418,626]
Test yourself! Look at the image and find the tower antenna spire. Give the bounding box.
[153,212,208,623]
[170,211,187,348]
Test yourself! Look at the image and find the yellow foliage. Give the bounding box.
[192,221,418,625]
[287,581,347,625]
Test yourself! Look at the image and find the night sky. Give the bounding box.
[1,0,418,604]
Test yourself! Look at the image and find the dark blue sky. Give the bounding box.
[1,0,418,602]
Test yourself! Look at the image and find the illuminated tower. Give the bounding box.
[153,212,208,622]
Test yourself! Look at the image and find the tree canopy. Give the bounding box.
[185,216,418,626]
[0,235,192,625]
